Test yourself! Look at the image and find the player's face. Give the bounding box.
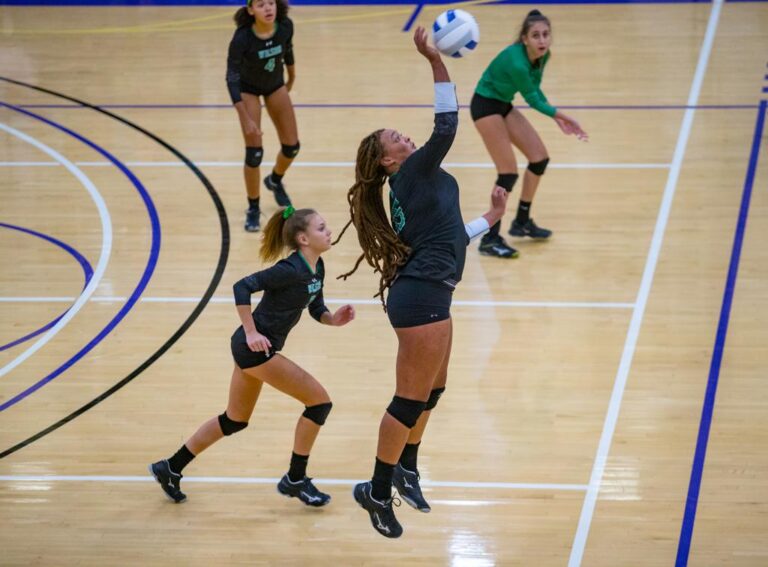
[379,129,416,171]
[301,214,333,254]
[522,22,552,60]
[248,0,277,24]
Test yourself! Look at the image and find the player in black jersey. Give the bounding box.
[227,0,300,232]
[150,206,355,507]
[335,27,507,538]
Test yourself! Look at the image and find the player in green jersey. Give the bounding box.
[471,10,588,258]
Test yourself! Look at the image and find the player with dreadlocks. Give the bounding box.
[333,27,507,538]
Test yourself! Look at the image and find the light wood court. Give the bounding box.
[1,2,767,565]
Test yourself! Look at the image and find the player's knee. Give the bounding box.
[527,157,549,176]
[280,141,300,159]
[218,412,249,436]
[245,146,263,168]
[495,173,519,193]
[386,396,427,429]
[425,387,446,411]
[302,402,333,426]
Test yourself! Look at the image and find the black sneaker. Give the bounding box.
[244,207,260,232]
[148,460,186,503]
[264,175,292,207]
[478,234,519,258]
[353,481,403,538]
[509,219,552,239]
[276,474,331,507]
[392,464,430,513]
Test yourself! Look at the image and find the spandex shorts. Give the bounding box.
[386,276,453,328]
[470,92,513,121]
[240,80,285,98]
[231,326,277,369]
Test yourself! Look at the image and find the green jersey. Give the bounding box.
[475,43,556,118]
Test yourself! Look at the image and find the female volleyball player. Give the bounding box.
[150,206,355,507]
[227,0,300,232]
[334,27,508,538]
[473,9,588,258]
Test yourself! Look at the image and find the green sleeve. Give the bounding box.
[509,63,557,117]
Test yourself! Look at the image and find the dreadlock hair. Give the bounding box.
[333,129,411,309]
[234,0,290,29]
[516,9,551,44]
[260,207,317,263]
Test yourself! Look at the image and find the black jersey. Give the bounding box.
[388,111,467,289]
[232,251,328,350]
[226,18,295,103]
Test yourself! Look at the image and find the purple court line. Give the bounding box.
[675,99,767,565]
[0,222,93,351]
[0,102,161,412]
[14,103,759,110]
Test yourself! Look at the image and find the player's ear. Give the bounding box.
[380,155,396,169]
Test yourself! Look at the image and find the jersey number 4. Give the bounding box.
[264,58,276,72]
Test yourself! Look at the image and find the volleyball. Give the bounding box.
[432,9,479,58]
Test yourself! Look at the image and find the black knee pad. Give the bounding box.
[386,396,427,429]
[495,173,519,193]
[302,402,333,426]
[527,157,549,176]
[218,412,248,436]
[425,387,446,411]
[245,146,263,168]
[280,142,300,159]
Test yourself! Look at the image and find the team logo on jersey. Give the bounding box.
[307,279,321,305]
[389,191,406,234]
[258,46,283,59]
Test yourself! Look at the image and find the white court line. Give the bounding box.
[0,122,112,379]
[0,160,671,169]
[0,475,587,491]
[567,1,723,565]
[0,296,635,309]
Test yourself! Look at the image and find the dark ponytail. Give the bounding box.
[517,9,551,43]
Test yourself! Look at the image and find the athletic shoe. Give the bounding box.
[148,460,186,503]
[353,481,403,538]
[509,219,552,239]
[264,175,292,207]
[478,234,519,258]
[392,464,430,513]
[276,474,331,507]
[244,207,260,232]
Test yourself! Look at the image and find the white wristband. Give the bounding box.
[465,217,490,241]
[435,82,458,114]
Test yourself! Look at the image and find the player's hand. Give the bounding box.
[330,304,355,326]
[413,26,441,63]
[555,115,588,141]
[286,78,294,93]
[488,185,509,224]
[244,118,262,137]
[245,330,272,353]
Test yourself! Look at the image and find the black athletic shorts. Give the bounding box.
[240,80,285,98]
[386,276,453,328]
[231,326,278,369]
[470,92,513,121]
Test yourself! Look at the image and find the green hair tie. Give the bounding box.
[282,205,295,220]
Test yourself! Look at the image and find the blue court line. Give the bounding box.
[402,2,424,31]
[0,222,93,352]
[0,103,161,412]
[13,103,760,111]
[675,99,766,566]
